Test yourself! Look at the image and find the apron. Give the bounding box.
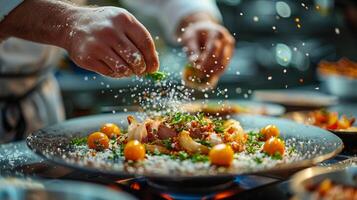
[0,38,65,143]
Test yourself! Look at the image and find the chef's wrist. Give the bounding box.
[176,12,219,38]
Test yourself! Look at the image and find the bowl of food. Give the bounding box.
[284,109,356,151]
[318,58,357,99]
[290,166,357,200]
[26,112,343,183]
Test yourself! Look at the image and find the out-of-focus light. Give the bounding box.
[335,28,340,35]
[219,0,241,6]
[275,43,292,66]
[275,1,291,18]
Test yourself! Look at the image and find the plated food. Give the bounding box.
[285,110,356,132]
[318,58,357,98]
[70,113,291,172]
[318,57,357,79]
[27,113,343,178]
[291,166,357,200]
[307,178,357,199]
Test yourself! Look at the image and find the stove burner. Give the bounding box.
[146,177,235,193]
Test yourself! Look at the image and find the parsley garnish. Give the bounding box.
[271,152,283,160]
[196,139,212,147]
[245,131,264,154]
[213,119,224,133]
[253,157,263,164]
[191,153,209,163]
[145,71,167,81]
[70,137,87,146]
[162,138,173,150]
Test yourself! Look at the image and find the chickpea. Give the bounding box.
[87,132,110,150]
[209,144,234,166]
[124,140,146,161]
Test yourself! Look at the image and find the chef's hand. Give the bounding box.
[66,7,159,77]
[178,12,235,78]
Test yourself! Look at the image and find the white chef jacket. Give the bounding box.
[0,0,64,143]
[0,0,221,143]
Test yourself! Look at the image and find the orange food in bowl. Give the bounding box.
[124,140,146,161]
[209,144,234,166]
[87,132,110,150]
[100,123,120,139]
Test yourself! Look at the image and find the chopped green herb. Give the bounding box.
[196,139,212,147]
[271,152,283,160]
[108,147,121,160]
[245,131,264,154]
[145,71,167,81]
[213,119,225,133]
[191,153,209,163]
[162,138,173,150]
[287,147,296,156]
[170,151,190,161]
[253,157,263,164]
[110,139,117,145]
[70,137,87,146]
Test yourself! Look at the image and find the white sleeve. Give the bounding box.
[0,0,23,22]
[122,0,222,43]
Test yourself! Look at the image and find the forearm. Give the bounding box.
[0,0,77,49]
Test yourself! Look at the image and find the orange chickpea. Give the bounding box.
[260,125,280,140]
[262,137,285,156]
[87,132,109,150]
[100,123,120,139]
[209,144,234,166]
[124,140,146,161]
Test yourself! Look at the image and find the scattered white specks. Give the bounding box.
[268,76,273,80]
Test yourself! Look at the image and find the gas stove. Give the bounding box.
[0,141,353,200]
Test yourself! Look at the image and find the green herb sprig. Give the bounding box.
[145,71,167,81]
[70,137,87,146]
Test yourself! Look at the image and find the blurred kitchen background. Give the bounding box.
[55,0,357,118]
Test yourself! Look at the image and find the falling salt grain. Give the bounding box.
[84,76,88,81]
[240,12,243,16]
[315,87,320,90]
[267,76,272,80]
[112,110,116,114]
[272,26,276,30]
[177,37,182,43]
[335,28,340,35]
